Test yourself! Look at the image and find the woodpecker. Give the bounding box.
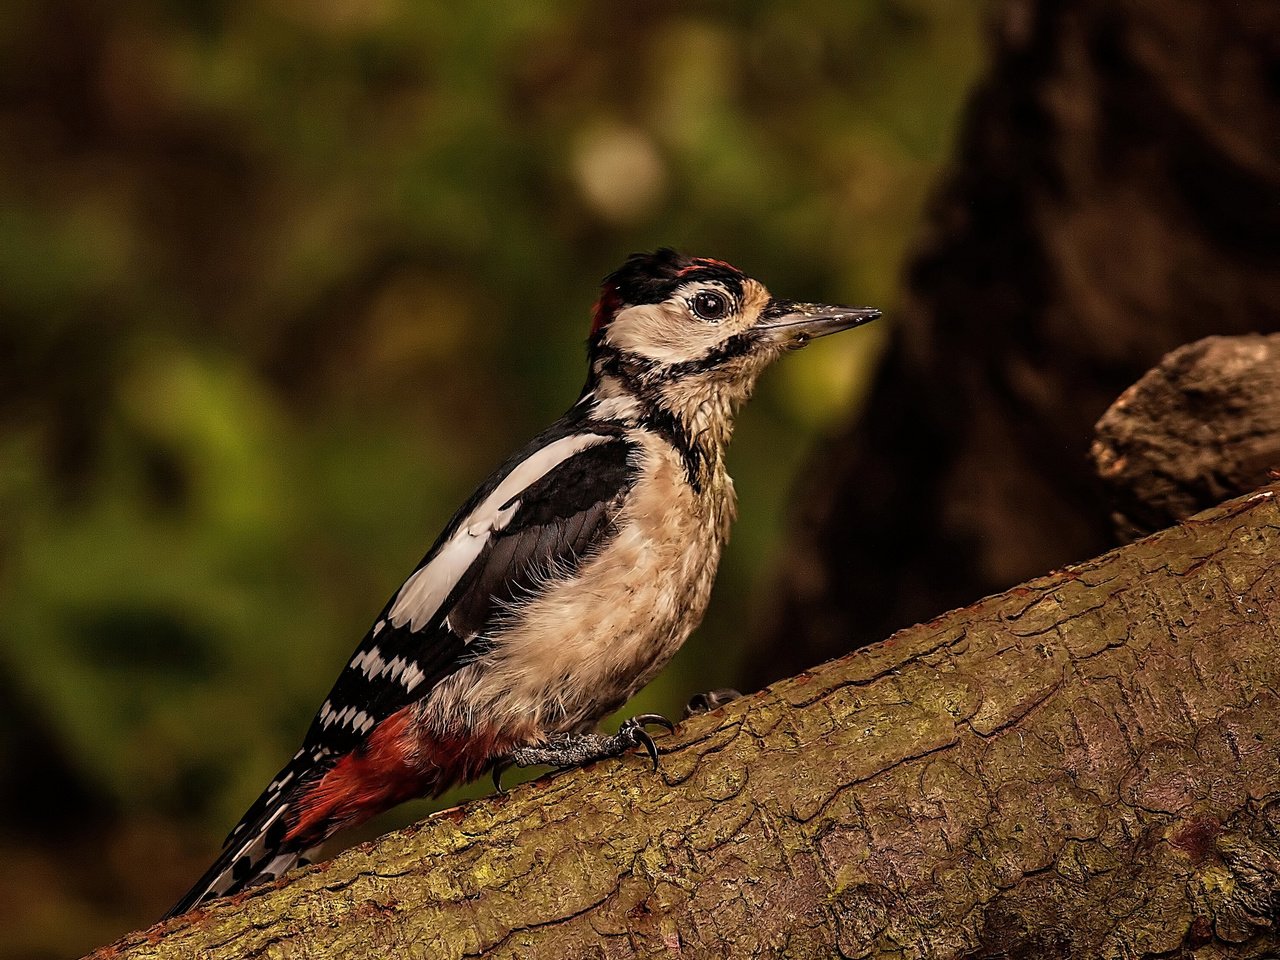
[166,249,878,917]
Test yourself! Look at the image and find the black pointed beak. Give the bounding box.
[755,299,880,345]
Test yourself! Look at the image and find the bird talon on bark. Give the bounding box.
[635,728,660,770]
[625,713,675,732]
[615,714,674,770]
[684,688,742,717]
[617,722,660,770]
[491,760,511,795]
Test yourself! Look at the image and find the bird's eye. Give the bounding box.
[691,290,729,322]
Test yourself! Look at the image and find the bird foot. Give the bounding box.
[496,714,675,790]
[683,687,741,718]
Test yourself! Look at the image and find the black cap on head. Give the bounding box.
[592,249,745,333]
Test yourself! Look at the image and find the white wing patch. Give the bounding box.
[350,646,386,678]
[319,701,375,734]
[400,660,427,692]
[386,432,613,633]
[343,643,430,691]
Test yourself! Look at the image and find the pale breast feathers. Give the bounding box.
[435,430,730,732]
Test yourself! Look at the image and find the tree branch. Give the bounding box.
[1092,334,1280,541]
[88,484,1280,958]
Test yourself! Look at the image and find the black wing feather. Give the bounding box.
[442,438,636,647]
[302,432,638,757]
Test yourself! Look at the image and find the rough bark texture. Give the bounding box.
[751,0,1280,689]
[1091,334,1280,542]
[88,484,1280,959]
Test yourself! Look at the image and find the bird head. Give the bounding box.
[585,250,878,426]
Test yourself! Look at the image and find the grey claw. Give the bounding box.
[631,726,660,770]
[492,761,511,795]
[630,713,675,732]
[619,714,671,770]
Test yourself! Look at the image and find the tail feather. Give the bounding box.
[167,710,449,919]
[166,752,331,919]
[165,799,308,918]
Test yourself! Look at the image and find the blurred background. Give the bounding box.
[0,1,987,953]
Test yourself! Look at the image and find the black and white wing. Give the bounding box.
[214,424,639,849]
[307,426,639,755]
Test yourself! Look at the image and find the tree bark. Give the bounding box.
[750,0,1280,688]
[88,483,1280,959]
[1091,334,1280,542]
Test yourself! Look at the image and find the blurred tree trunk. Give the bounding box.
[748,0,1280,687]
[89,485,1280,959]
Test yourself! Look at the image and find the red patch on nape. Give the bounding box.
[284,708,515,846]
[677,256,740,277]
[591,284,624,335]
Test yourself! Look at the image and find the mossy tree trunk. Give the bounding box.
[88,484,1280,959]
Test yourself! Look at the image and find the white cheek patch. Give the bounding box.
[386,432,613,633]
[606,302,724,365]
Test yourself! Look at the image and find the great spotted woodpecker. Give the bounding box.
[166,249,878,917]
